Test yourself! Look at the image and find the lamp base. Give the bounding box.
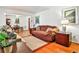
[62,26,66,33]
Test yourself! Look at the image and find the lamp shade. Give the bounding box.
[61,20,69,25]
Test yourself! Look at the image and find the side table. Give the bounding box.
[55,33,70,47]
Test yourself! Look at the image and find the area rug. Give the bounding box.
[21,36,48,51]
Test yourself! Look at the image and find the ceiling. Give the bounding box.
[3,6,52,14]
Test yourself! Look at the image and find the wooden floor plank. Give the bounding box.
[34,42,79,53]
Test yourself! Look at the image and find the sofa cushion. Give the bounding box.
[42,36,53,41]
[36,26,40,31]
[31,31,54,41]
[32,31,48,36]
[39,26,48,31]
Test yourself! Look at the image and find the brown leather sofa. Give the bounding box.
[29,25,70,47]
[30,25,58,42]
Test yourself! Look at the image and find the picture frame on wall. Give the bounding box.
[63,7,78,24]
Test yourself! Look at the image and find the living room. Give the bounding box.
[0,6,79,53]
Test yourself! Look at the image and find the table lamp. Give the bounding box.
[61,19,69,33]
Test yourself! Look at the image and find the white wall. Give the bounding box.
[5,8,33,16]
[34,8,61,26]
[0,7,6,27]
[34,7,69,27]
[34,6,79,43]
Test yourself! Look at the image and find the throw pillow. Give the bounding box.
[46,28,54,35]
[36,26,40,31]
[46,28,59,35]
[47,30,53,35]
[52,28,59,33]
[46,28,53,32]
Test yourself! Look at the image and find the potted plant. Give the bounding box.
[0,26,17,53]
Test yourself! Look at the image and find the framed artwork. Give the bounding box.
[63,7,78,24]
[35,16,40,24]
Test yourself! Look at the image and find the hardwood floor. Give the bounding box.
[33,42,79,53]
